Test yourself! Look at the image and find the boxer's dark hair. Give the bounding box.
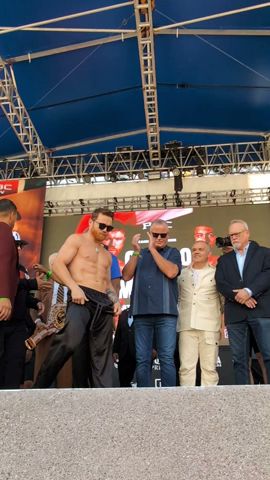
[92,208,114,221]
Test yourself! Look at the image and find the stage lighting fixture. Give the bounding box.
[197,192,201,206]
[173,168,183,192]
[113,197,118,211]
[116,146,133,152]
[230,189,236,205]
[162,194,167,209]
[146,194,151,209]
[196,166,204,177]
[79,199,86,207]
[172,168,180,177]
[138,171,145,180]
[84,175,92,184]
[110,171,118,182]
[148,171,161,181]
[174,192,182,207]
[223,165,232,175]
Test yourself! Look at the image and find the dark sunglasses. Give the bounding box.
[151,232,168,238]
[95,221,114,233]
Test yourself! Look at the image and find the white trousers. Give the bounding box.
[179,329,220,386]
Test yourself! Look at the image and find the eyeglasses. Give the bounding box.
[229,230,246,238]
[94,221,114,233]
[151,232,168,239]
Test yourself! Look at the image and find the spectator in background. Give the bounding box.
[33,254,73,388]
[113,308,136,387]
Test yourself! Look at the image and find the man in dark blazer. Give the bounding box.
[215,219,270,384]
[113,309,136,387]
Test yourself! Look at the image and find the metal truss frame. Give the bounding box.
[43,186,270,216]
[0,61,49,175]
[0,141,269,182]
[134,0,161,168]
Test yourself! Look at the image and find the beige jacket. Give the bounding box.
[177,264,222,332]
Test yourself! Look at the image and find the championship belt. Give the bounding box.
[47,302,66,330]
[25,303,67,351]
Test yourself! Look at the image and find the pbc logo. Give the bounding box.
[0,182,18,196]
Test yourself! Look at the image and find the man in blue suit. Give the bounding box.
[215,219,270,384]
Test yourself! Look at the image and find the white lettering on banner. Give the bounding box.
[119,279,133,300]
[0,184,13,194]
[180,247,192,266]
[142,222,151,230]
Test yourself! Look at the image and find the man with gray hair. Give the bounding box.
[122,220,182,387]
[178,241,222,386]
[215,219,270,384]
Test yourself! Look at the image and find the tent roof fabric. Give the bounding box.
[0,0,269,158]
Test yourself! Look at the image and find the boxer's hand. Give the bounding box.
[113,301,122,316]
[71,285,88,305]
[0,299,12,321]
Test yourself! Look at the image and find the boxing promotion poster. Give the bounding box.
[0,178,46,274]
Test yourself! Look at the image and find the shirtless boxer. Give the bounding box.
[34,208,121,388]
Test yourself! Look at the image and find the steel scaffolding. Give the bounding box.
[0,61,49,175]
[43,187,270,216]
[134,0,161,168]
[0,141,268,182]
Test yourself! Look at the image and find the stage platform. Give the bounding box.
[1,386,269,480]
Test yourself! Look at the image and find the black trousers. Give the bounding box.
[118,354,136,387]
[34,287,114,388]
[0,320,27,389]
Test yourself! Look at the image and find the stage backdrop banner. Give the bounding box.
[0,178,46,274]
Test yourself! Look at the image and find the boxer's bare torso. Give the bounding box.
[52,213,121,315]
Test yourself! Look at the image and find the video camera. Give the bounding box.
[215,236,232,248]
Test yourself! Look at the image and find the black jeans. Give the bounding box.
[34,287,114,388]
[0,320,27,389]
[227,317,270,384]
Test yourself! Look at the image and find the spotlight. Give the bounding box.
[146,194,151,209]
[79,199,86,207]
[138,171,145,180]
[174,192,182,207]
[162,194,167,209]
[196,166,204,177]
[173,170,183,192]
[116,146,133,152]
[223,165,232,175]
[148,171,161,181]
[172,168,180,177]
[84,175,92,184]
[230,189,236,205]
[110,171,118,182]
[113,197,118,212]
[197,192,201,206]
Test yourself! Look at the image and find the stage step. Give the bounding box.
[1,386,269,479]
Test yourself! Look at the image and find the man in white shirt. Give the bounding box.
[177,241,222,386]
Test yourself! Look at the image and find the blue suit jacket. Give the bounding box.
[215,241,270,324]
